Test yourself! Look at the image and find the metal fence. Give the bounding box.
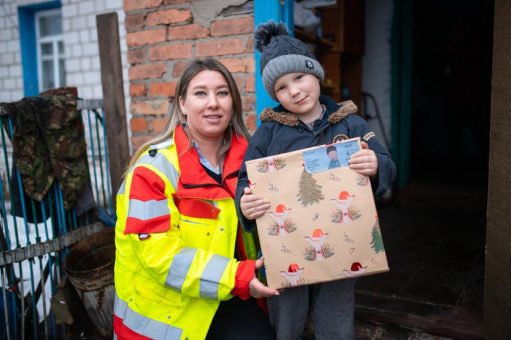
[0,98,114,340]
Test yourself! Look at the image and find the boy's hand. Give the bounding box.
[249,258,279,298]
[240,187,271,220]
[349,141,378,177]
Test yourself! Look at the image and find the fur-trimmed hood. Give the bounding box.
[259,98,358,127]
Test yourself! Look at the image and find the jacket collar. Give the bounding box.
[259,96,358,127]
[174,125,247,199]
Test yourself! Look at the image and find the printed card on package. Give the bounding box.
[245,138,389,289]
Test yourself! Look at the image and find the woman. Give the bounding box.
[113,59,278,340]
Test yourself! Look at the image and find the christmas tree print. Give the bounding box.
[296,170,324,206]
[370,221,385,253]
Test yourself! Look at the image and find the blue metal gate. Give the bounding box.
[0,98,115,340]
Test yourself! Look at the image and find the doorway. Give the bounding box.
[356,0,493,337]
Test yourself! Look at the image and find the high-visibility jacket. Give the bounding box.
[113,125,260,340]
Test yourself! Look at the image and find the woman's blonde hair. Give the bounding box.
[126,58,250,171]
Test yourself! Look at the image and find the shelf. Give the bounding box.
[295,28,336,49]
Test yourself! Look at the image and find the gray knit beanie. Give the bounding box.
[255,21,324,100]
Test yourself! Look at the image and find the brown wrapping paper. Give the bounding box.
[245,138,389,288]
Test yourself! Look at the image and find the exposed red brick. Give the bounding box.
[242,94,256,112]
[197,38,245,57]
[149,43,193,61]
[131,135,153,150]
[233,75,244,92]
[211,17,253,36]
[219,57,254,73]
[147,9,191,26]
[124,0,162,12]
[168,24,209,40]
[152,117,170,133]
[129,64,167,80]
[163,0,189,4]
[125,14,145,31]
[244,113,257,133]
[127,29,166,47]
[149,82,177,97]
[245,75,255,93]
[130,83,146,97]
[245,35,254,53]
[172,61,190,77]
[128,49,145,64]
[131,99,169,115]
[131,117,149,132]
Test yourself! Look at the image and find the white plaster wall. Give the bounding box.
[0,0,129,110]
[362,0,393,151]
[60,0,129,103]
[0,0,130,198]
[0,1,25,101]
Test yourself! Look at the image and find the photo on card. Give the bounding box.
[303,138,361,174]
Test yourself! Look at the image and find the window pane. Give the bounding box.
[58,41,64,56]
[41,42,53,56]
[59,59,66,87]
[42,60,55,90]
[39,14,62,37]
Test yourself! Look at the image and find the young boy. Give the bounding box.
[235,21,396,339]
[326,145,341,169]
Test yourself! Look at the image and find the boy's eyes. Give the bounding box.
[275,74,305,92]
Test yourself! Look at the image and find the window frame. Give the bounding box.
[35,8,64,92]
[18,1,62,96]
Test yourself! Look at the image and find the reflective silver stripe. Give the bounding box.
[128,199,169,220]
[114,294,183,340]
[118,180,126,195]
[166,247,197,291]
[114,295,128,319]
[135,153,179,189]
[200,255,230,299]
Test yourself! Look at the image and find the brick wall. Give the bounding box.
[124,0,256,149]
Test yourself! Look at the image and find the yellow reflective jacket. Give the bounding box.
[114,126,259,340]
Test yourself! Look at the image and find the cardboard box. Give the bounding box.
[245,138,389,288]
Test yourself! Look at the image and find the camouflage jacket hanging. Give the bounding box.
[0,88,90,210]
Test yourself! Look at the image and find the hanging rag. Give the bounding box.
[0,87,94,212]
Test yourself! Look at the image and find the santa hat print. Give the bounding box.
[351,262,364,272]
[338,190,354,200]
[312,228,326,239]
[288,263,301,272]
[275,204,289,213]
[342,262,368,277]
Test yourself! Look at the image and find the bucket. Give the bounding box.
[64,228,115,338]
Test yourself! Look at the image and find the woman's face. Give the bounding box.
[179,70,233,142]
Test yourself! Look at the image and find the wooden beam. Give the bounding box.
[485,1,511,339]
[96,12,130,202]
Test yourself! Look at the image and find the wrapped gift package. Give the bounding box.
[245,138,389,288]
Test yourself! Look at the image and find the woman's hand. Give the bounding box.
[249,258,279,298]
[240,187,271,220]
[349,141,378,177]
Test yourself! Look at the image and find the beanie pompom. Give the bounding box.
[255,21,289,52]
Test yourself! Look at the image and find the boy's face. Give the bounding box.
[328,149,338,160]
[274,73,321,121]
